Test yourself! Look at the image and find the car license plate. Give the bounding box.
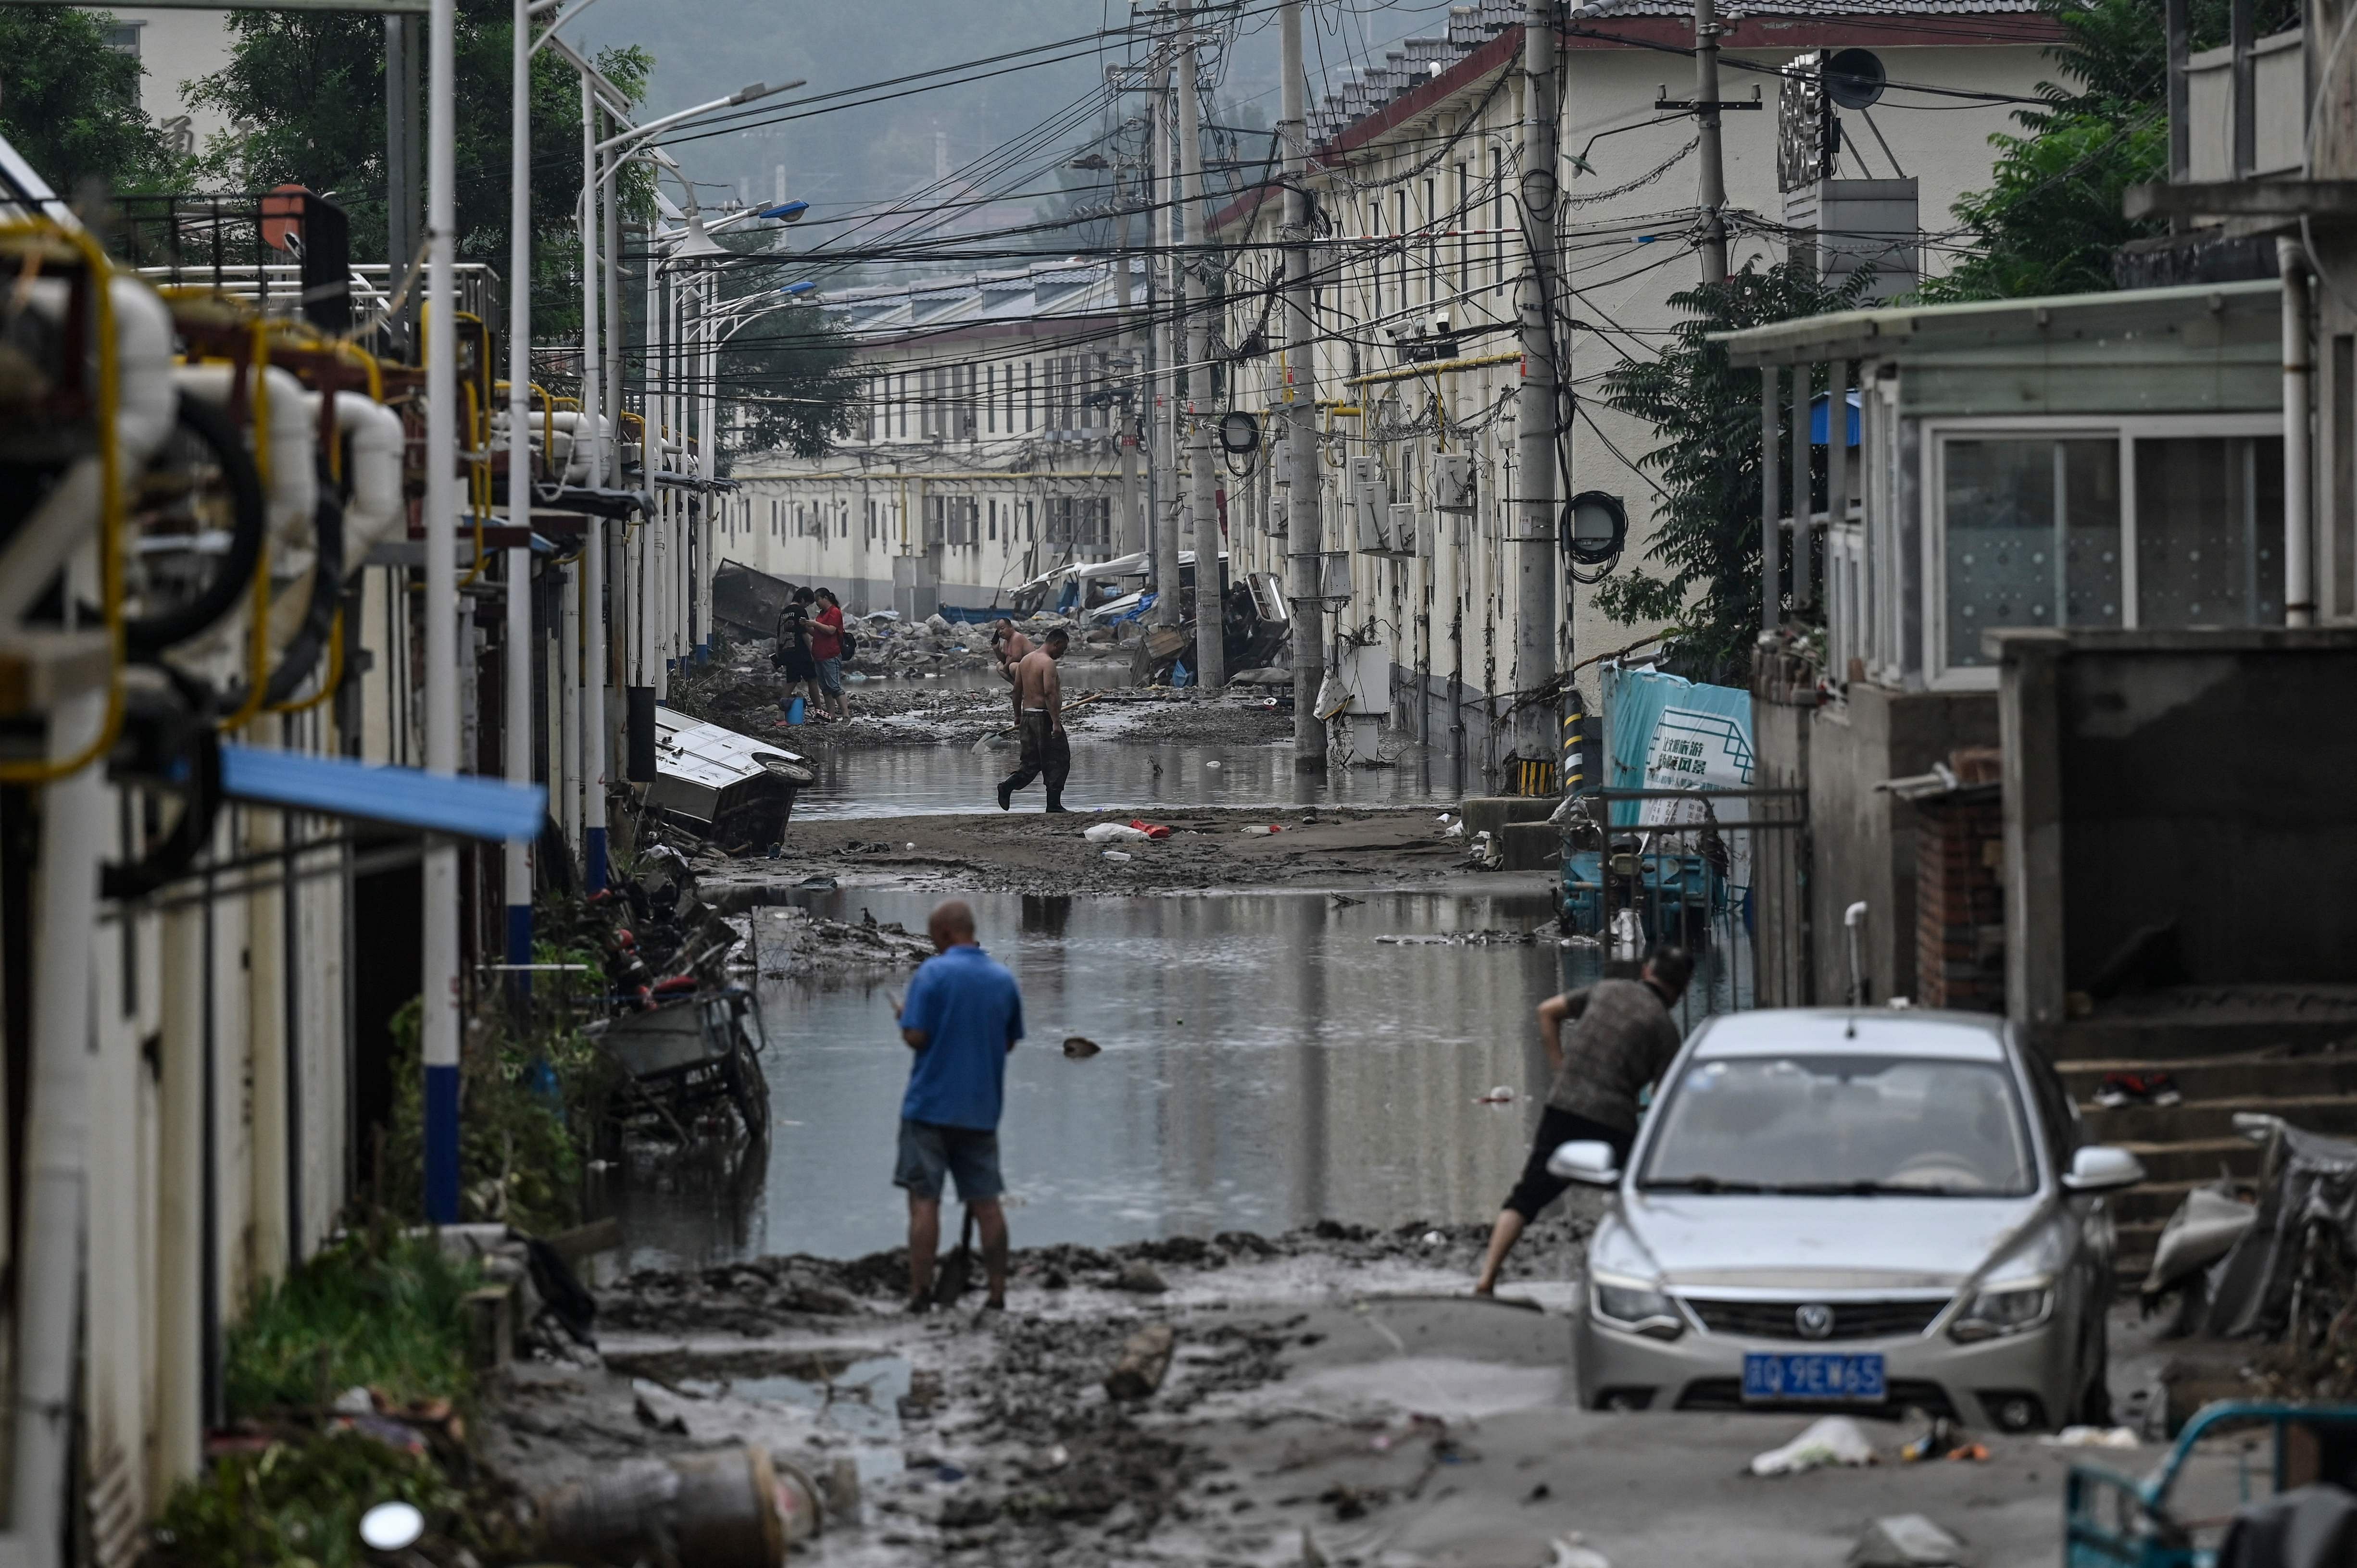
[1742,1351,1886,1403]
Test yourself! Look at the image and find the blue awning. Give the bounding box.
[220,746,547,841]
[1810,389,1862,447]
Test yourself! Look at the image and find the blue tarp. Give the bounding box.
[1597,665,1756,828]
[935,604,1013,625]
[220,745,547,841]
[1810,389,1861,447]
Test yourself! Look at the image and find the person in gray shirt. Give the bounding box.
[1474,944,1692,1296]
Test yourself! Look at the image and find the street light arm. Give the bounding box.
[593,79,802,155]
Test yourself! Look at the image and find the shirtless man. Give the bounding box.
[990,619,1032,723]
[996,629,1070,813]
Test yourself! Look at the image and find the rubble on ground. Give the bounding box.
[722,903,936,977]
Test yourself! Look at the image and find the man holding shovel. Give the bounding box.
[894,899,1024,1314]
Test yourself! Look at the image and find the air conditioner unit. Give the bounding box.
[1387,502,1418,558]
[1433,452,1477,514]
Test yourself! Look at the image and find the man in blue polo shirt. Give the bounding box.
[893,898,1024,1312]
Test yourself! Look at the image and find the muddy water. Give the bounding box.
[791,668,1464,819]
[603,885,1594,1271]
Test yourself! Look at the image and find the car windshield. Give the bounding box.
[1639,1054,2037,1196]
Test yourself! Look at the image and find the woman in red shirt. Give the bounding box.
[809,588,848,720]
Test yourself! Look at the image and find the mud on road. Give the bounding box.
[696,805,1482,897]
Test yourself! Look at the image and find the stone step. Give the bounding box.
[2043,1018,2357,1062]
[2111,1137,2263,1187]
[2078,1092,2357,1146]
[2059,1053,2357,1103]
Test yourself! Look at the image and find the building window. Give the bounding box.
[1422,176,1437,308]
[1929,420,2283,681]
[1941,436,2120,672]
[1023,362,1034,433]
[101,20,140,54]
[2134,436,2284,627]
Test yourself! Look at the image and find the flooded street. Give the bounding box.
[602,885,1576,1270]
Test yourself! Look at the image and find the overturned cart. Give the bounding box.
[587,985,772,1145]
[646,705,813,852]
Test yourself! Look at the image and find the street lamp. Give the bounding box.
[594,80,803,159]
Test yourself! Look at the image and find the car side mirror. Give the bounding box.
[2062,1145,2144,1193]
[1546,1139,1621,1186]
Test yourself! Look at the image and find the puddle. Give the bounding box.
[604,886,1619,1268]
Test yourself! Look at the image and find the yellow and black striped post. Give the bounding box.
[1561,691,1586,797]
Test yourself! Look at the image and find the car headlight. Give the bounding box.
[1947,1280,2053,1342]
[1590,1275,1685,1340]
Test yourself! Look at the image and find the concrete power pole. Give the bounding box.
[1693,0,1730,284]
[421,0,462,1223]
[502,0,533,989]
[1152,60,1184,629]
[1280,0,1326,770]
[1179,0,1224,685]
[1513,0,1561,781]
[1114,176,1143,558]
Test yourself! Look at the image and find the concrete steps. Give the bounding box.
[2037,990,2357,1284]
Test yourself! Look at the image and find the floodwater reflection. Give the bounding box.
[603,885,1583,1270]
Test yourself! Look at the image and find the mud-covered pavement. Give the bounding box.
[482,1216,2094,1568]
[698,805,1480,897]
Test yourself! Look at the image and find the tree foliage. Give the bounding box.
[188,7,648,335]
[1597,261,1866,685]
[0,8,186,196]
[1924,0,2295,302]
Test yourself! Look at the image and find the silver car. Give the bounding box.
[1562,1008,2143,1432]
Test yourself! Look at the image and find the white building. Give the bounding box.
[1212,0,2056,779]
[726,257,1145,620]
[108,8,240,156]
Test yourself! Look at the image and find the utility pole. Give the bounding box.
[1113,172,1143,559]
[1179,0,1224,686]
[1152,55,1184,629]
[1693,0,1730,283]
[1514,0,1561,781]
[421,0,461,1225]
[502,0,534,988]
[1280,0,1326,771]
[588,143,620,889]
[385,14,422,354]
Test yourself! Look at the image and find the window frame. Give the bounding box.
[1921,412,2285,690]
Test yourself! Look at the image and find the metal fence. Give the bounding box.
[1554,786,1812,1033]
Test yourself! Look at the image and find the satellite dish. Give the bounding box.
[1825,49,1886,111]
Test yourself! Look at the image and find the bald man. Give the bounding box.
[892,899,1025,1312]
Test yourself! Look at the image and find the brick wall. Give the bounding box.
[1916,786,2005,1011]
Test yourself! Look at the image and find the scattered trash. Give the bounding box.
[1103,850,1133,863]
[1241,825,1283,835]
[1749,1415,1878,1476]
[2096,1070,2181,1108]
[1899,1417,1985,1462]
[1477,1087,1518,1104]
[1551,1537,1613,1568]
[1085,822,1153,844]
[1112,1260,1168,1294]
[1608,907,1644,958]
[1206,760,1222,769]
[1062,1035,1102,1058]
[1330,894,1363,907]
[796,874,838,891]
[1846,1513,1968,1567]
[632,1386,689,1435]
[330,1385,374,1416]
[2041,1426,2140,1449]
[904,841,916,851]
[1422,1230,1446,1245]
[1104,1322,1178,1400]
[1127,819,1174,840]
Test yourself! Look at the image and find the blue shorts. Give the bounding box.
[894,1119,1003,1202]
[816,655,844,695]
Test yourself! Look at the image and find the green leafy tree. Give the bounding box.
[1925,0,2294,302]
[1597,261,1866,684]
[0,8,185,195]
[188,8,648,335]
[705,233,861,466]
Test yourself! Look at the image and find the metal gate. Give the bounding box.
[1554,786,1812,1033]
